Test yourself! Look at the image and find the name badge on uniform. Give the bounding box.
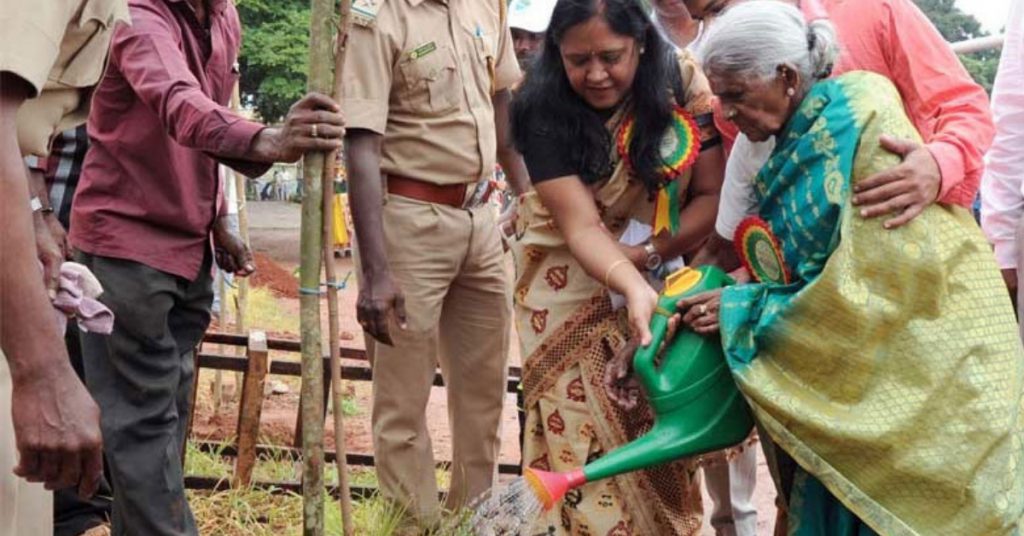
[409,42,437,60]
[353,0,382,27]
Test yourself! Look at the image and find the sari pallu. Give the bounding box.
[512,52,715,535]
[721,71,1024,536]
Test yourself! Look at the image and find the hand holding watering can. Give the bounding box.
[604,266,752,411]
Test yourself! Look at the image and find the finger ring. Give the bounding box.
[699,304,708,315]
[311,124,319,138]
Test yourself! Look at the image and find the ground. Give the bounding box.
[189,201,778,535]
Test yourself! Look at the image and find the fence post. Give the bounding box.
[232,330,269,488]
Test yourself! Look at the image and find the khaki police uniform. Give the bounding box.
[4,0,129,157]
[0,0,127,532]
[344,0,520,521]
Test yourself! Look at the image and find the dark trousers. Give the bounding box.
[54,326,114,536]
[77,252,212,536]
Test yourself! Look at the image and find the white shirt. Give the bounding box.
[981,0,1024,269]
[714,134,776,240]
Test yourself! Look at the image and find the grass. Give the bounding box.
[221,284,300,336]
[196,277,488,533]
[185,441,477,535]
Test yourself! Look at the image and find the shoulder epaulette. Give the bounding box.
[353,0,383,28]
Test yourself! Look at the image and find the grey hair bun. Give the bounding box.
[807,19,838,80]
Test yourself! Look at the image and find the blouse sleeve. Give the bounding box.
[675,50,720,148]
[522,130,579,184]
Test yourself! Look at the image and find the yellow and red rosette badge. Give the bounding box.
[735,216,790,285]
[617,104,701,235]
[616,104,701,180]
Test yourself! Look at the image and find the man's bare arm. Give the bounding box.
[347,129,406,345]
[493,89,530,195]
[0,72,103,498]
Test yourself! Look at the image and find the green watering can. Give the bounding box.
[525,266,755,509]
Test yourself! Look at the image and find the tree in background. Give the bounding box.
[914,0,1001,93]
[237,0,311,123]
[233,0,1001,122]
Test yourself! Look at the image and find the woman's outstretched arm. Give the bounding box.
[535,176,658,345]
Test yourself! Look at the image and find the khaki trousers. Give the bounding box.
[0,354,53,536]
[362,195,511,522]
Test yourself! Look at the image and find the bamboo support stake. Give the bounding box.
[300,0,335,532]
[214,273,227,414]
[231,82,249,401]
[321,1,355,533]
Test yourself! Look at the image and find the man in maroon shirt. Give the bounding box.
[68,0,344,533]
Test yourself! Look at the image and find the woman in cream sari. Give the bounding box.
[510,0,724,533]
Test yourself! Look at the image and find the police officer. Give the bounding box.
[344,0,528,527]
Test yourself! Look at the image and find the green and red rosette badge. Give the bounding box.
[617,104,701,235]
[735,216,790,285]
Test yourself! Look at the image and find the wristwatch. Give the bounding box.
[642,241,663,272]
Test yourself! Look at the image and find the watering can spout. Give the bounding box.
[524,468,586,510]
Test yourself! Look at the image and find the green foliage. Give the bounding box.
[914,0,984,42]
[913,0,1001,93]
[237,0,312,123]
[959,51,1000,93]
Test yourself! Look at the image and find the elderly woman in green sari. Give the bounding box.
[652,2,1024,534]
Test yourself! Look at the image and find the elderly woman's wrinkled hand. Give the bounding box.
[603,314,682,410]
[676,288,722,335]
[852,135,941,229]
[604,338,642,411]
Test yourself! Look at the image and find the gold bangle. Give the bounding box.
[603,259,632,288]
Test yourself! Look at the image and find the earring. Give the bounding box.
[639,47,646,55]
[786,87,796,97]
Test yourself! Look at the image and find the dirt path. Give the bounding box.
[198,201,779,534]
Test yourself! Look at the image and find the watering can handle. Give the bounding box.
[632,297,676,387]
[632,266,733,389]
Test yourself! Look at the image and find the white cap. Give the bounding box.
[508,0,557,33]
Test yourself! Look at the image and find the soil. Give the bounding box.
[250,251,299,299]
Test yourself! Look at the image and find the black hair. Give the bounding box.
[511,0,681,192]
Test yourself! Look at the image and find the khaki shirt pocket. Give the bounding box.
[398,42,460,116]
[55,0,124,88]
[459,20,497,97]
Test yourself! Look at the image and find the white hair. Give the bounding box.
[698,1,838,90]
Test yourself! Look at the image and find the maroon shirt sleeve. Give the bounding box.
[109,4,269,177]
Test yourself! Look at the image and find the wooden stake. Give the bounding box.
[232,81,249,397]
[214,271,227,415]
[231,82,249,402]
[301,0,335,532]
[232,330,269,488]
[321,2,355,533]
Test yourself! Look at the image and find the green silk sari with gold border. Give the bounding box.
[721,72,1024,536]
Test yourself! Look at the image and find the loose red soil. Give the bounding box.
[250,251,299,299]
